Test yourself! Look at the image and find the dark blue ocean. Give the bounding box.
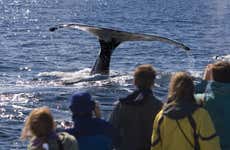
[0,0,230,149]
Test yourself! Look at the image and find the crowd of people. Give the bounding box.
[21,61,230,150]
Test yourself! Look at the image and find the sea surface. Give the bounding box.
[0,0,230,149]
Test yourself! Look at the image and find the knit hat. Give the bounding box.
[69,92,95,114]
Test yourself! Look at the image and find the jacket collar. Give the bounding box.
[119,89,153,105]
[163,101,199,120]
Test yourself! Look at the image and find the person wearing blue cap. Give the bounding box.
[65,92,119,150]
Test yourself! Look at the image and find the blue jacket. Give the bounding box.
[195,81,230,150]
[65,116,119,150]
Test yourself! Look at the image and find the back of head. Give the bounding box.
[212,61,230,83]
[21,107,55,139]
[168,72,195,103]
[134,64,156,90]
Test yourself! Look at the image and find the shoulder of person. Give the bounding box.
[93,117,112,127]
[58,132,76,143]
[149,96,163,107]
[192,107,210,120]
[58,132,78,148]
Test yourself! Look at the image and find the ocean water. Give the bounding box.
[0,0,230,149]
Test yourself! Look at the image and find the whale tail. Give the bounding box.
[49,23,190,75]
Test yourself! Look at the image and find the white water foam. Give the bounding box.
[38,68,133,88]
[213,54,230,62]
[38,68,91,83]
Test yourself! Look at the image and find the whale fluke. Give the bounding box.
[49,23,190,75]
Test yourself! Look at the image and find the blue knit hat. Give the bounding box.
[69,92,95,114]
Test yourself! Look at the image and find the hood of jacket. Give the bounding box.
[119,89,154,105]
[163,101,200,120]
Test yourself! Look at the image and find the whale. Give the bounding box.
[49,23,190,75]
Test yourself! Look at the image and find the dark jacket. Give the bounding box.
[109,89,163,150]
[65,116,118,150]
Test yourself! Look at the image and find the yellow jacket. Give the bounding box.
[151,107,221,150]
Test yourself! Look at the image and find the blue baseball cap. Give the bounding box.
[69,92,95,114]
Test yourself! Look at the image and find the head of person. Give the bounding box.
[134,64,156,90]
[168,72,195,103]
[69,92,95,119]
[21,107,55,139]
[212,61,230,83]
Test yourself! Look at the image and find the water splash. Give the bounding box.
[38,68,91,83]
[0,93,37,103]
[37,68,133,87]
[213,54,230,62]
[185,50,196,70]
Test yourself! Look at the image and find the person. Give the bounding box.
[195,61,230,149]
[64,92,118,150]
[109,64,163,150]
[21,107,78,150]
[151,72,221,150]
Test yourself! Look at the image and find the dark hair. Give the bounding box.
[168,72,195,103]
[134,64,156,89]
[212,61,230,83]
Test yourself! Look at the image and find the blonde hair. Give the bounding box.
[168,72,195,103]
[134,64,156,89]
[21,107,55,139]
